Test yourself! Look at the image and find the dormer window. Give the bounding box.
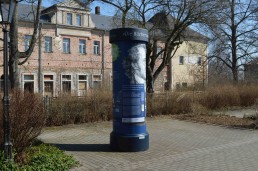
[67,13,72,25]
[76,14,82,26]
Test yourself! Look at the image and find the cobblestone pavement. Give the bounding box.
[38,118,258,171]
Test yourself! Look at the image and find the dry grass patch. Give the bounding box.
[172,114,256,129]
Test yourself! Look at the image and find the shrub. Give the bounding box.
[46,90,112,126]
[42,84,258,124]
[21,144,78,171]
[147,92,192,116]
[0,89,46,154]
[198,84,258,110]
[0,144,78,171]
[238,84,258,106]
[0,150,19,171]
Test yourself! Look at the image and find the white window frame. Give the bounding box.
[79,39,86,54]
[76,14,82,26]
[92,74,102,89]
[22,73,36,93]
[61,74,73,94]
[63,38,70,54]
[44,36,52,53]
[24,35,32,51]
[93,41,100,55]
[67,13,73,25]
[77,74,89,96]
[43,74,55,97]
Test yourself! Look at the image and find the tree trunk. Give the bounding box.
[232,67,238,84]
[9,4,19,89]
[9,1,41,88]
[231,0,238,84]
[146,66,154,93]
[146,41,154,93]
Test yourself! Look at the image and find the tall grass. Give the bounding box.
[44,84,258,125]
[199,84,258,110]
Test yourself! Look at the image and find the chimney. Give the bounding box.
[95,6,100,15]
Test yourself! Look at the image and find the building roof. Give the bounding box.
[148,12,209,43]
[17,3,208,43]
[17,3,45,22]
[90,14,117,30]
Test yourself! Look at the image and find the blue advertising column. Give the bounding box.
[110,28,149,152]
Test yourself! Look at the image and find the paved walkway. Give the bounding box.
[38,118,258,171]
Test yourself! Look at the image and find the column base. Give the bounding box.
[110,132,149,152]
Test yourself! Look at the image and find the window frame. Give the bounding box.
[157,47,163,59]
[61,74,72,94]
[79,39,86,54]
[67,13,73,25]
[44,36,52,53]
[63,38,71,54]
[22,73,35,93]
[43,74,55,97]
[179,56,184,65]
[182,82,188,88]
[77,74,89,96]
[93,41,100,55]
[176,82,180,90]
[24,35,32,51]
[92,74,102,89]
[76,14,82,26]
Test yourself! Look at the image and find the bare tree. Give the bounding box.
[97,0,218,92]
[145,0,220,92]
[93,0,133,27]
[207,0,258,83]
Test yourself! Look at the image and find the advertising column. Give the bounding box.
[110,28,149,152]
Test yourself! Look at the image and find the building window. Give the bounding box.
[79,39,86,54]
[93,41,100,55]
[198,57,202,65]
[92,74,102,89]
[182,82,187,88]
[23,74,34,93]
[176,82,180,90]
[157,47,163,58]
[61,74,72,94]
[44,75,54,97]
[24,35,32,51]
[179,56,184,65]
[78,74,88,96]
[67,13,72,25]
[164,75,169,91]
[63,38,70,53]
[44,36,52,53]
[76,14,82,26]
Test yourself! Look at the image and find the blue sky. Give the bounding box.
[42,0,115,16]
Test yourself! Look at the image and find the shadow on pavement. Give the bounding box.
[49,143,111,152]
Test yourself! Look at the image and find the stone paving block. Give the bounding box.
[38,119,258,171]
